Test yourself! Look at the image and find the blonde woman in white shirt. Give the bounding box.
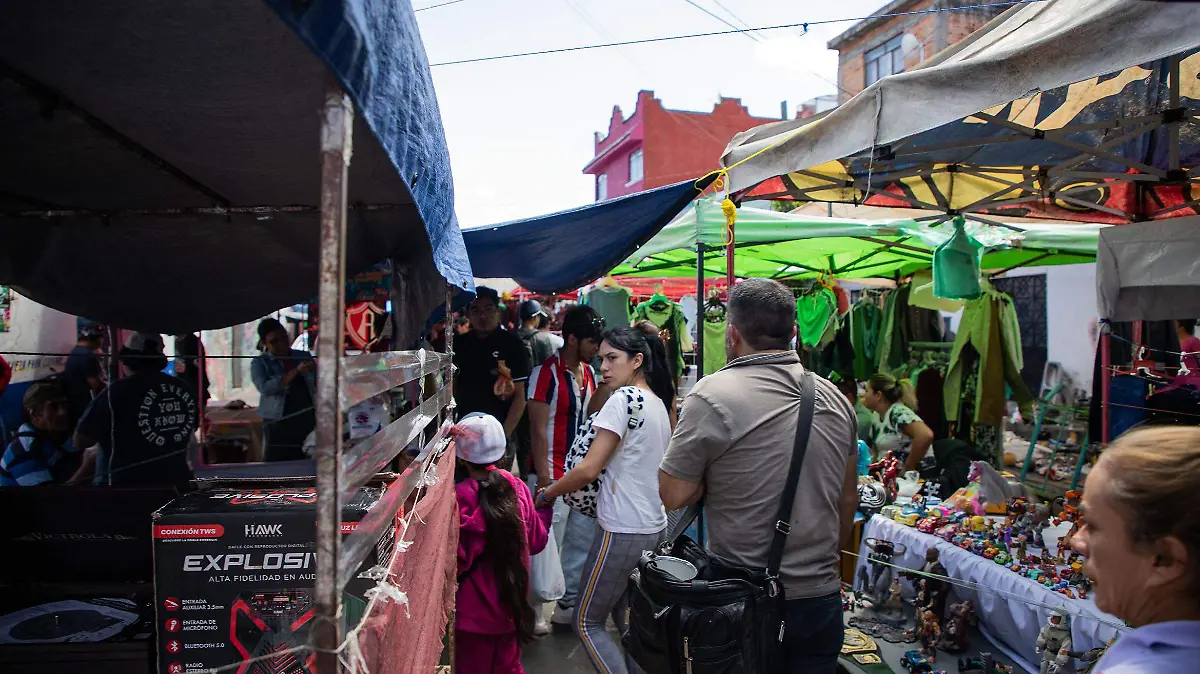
[537,326,673,674]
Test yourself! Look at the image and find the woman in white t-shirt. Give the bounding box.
[537,326,672,673]
[864,372,935,473]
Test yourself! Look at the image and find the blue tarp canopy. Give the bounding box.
[0,0,472,345]
[463,178,715,294]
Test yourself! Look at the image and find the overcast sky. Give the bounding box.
[415,0,887,228]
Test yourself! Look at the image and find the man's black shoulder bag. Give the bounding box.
[625,370,816,674]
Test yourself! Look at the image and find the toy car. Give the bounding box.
[896,512,921,526]
[901,649,934,672]
[917,516,944,533]
[982,546,998,559]
[994,552,1011,565]
[935,524,958,541]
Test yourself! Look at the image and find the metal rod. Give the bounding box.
[313,81,353,674]
[197,339,206,444]
[850,236,931,256]
[695,243,705,380]
[1101,329,1111,445]
[990,251,1055,277]
[5,202,406,220]
[1168,54,1182,172]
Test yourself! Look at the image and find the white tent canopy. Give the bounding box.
[1096,214,1200,321]
[721,0,1200,217]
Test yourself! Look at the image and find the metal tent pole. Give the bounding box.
[695,243,705,380]
[313,81,352,674]
[1101,329,1111,445]
[725,223,735,288]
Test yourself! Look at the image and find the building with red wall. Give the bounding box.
[583,90,784,201]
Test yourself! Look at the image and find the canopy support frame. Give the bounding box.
[314,81,353,674]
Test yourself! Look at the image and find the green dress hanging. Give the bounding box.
[702,317,728,375]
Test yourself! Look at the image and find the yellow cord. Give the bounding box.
[720,197,736,247]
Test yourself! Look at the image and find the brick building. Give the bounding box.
[583,90,783,201]
[828,0,1009,103]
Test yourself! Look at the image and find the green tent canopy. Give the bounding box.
[610,199,1105,281]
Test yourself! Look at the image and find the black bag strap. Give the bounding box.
[767,370,816,577]
[663,371,817,578]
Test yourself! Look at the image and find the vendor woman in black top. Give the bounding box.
[251,318,316,462]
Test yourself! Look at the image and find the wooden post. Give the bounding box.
[313,80,352,674]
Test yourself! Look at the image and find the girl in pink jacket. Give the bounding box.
[453,413,554,674]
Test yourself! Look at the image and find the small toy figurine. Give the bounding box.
[902,548,948,618]
[887,577,904,614]
[1035,609,1074,674]
[936,600,975,652]
[856,538,907,608]
[869,452,901,499]
[917,610,941,658]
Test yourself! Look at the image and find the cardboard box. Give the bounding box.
[152,486,394,674]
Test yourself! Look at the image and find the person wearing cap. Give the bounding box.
[453,287,532,456]
[0,382,84,486]
[516,300,557,370]
[514,299,559,479]
[453,412,553,673]
[62,326,106,429]
[251,318,317,462]
[73,332,198,487]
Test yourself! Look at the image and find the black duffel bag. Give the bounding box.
[624,371,816,674]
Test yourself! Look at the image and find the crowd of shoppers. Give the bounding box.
[451,280,861,673]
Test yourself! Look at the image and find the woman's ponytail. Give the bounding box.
[641,332,676,410]
[474,467,536,643]
[868,372,919,410]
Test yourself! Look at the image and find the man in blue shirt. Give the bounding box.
[0,382,83,486]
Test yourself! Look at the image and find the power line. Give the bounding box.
[709,0,765,38]
[415,0,466,11]
[429,0,1042,66]
[682,0,761,43]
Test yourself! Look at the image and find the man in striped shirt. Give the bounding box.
[527,305,605,631]
[0,382,83,486]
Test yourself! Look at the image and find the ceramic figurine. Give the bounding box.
[936,600,975,652]
[1035,609,1074,674]
[901,548,948,618]
[887,577,903,614]
[856,538,905,608]
[917,610,941,658]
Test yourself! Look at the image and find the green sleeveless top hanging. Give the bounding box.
[933,215,984,300]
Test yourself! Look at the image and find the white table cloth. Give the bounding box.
[854,515,1125,672]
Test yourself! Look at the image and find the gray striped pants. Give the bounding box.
[574,528,665,674]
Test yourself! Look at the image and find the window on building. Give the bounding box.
[865,35,905,86]
[597,173,608,201]
[628,149,644,185]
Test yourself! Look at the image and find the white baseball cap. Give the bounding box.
[453,413,507,465]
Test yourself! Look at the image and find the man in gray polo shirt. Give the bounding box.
[660,277,859,674]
